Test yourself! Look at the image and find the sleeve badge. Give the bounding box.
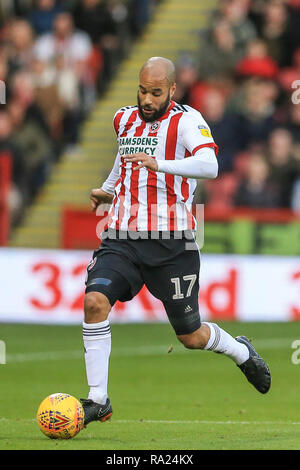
[198,125,212,138]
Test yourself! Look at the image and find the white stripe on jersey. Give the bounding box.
[137,168,148,231]
[107,101,218,232]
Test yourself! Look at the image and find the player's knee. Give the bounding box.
[84,292,111,322]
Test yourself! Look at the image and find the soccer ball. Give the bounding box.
[37,393,84,439]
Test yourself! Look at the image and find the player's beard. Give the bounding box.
[137,92,171,122]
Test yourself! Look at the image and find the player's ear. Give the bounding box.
[170,83,176,99]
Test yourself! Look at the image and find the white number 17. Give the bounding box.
[171,275,197,299]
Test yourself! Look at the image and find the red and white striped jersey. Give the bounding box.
[104,101,218,232]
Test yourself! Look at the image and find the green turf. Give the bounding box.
[0,322,300,450]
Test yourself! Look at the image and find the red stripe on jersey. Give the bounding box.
[184,202,195,230]
[115,161,127,230]
[145,106,176,231]
[103,192,118,232]
[165,112,183,231]
[181,178,189,202]
[113,111,124,135]
[181,149,191,202]
[147,168,157,231]
[192,142,219,156]
[141,106,176,230]
[120,109,138,137]
[127,162,139,230]
[127,121,146,230]
[135,121,146,137]
[116,109,139,229]
[181,150,195,230]
[147,120,161,231]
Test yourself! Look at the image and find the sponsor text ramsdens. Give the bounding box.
[118,136,158,156]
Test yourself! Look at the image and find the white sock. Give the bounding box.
[203,322,249,365]
[82,320,111,405]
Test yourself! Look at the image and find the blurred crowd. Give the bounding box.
[1,0,299,232]
[0,0,158,226]
[174,0,300,212]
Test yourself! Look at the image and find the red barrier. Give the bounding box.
[202,207,300,223]
[61,205,300,250]
[0,153,11,246]
[61,206,103,250]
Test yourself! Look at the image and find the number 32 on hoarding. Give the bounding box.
[29,262,86,311]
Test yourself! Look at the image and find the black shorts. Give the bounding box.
[85,233,201,335]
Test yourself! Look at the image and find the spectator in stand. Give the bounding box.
[235,38,279,80]
[0,0,157,231]
[188,0,300,211]
[8,100,53,201]
[198,19,241,79]
[72,0,119,87]
[172,55,199,104]
[34,10,92,67]
[267,128,299,208]
[129,0,152,37]
[217,0,257,59]
[28,0,65,36]
[257,0,291,67]
[54,53,83,148]
[5,19,35,74]
[1,0,35,18]
[285,0,300,64]
[73,0,118,44]
[233,150,279,208]
[188,73,235,117]
[278,47,300,93]
[236,78,277,148]
[201,87,245,173]
[34,11,94,111]
[249,0,300,66]
[287,99,300,144]
[31,55,82,150]
[0,111,27,224]
[10,70,50,137]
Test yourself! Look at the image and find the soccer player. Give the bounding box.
[80,57,271,425]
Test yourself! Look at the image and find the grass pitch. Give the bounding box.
[0,321,299,450]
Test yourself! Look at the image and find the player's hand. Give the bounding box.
[124,153,158,172]
[90,188,113,212]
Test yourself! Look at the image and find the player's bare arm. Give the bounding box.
[90,188,114,212]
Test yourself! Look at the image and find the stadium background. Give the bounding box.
[0,0,299,324]
[0,0,300,452]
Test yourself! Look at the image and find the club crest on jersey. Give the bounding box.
[198,125,212,138]
[150,121,160,132]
